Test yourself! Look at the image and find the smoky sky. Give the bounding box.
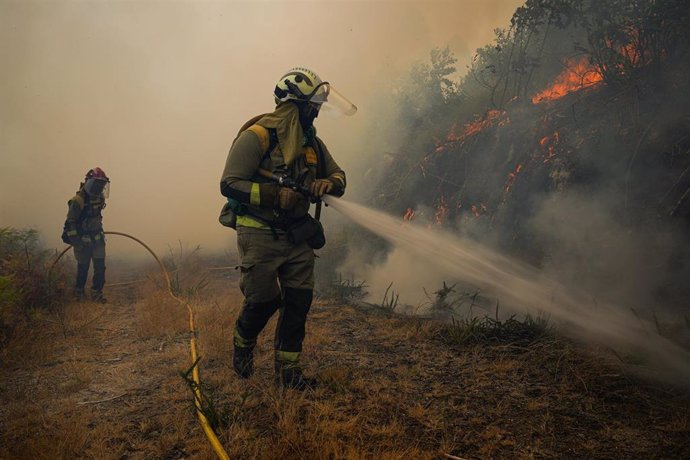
[0,0,523,255]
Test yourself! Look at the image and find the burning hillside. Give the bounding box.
[363,0,690,331]
[531,56,603,104]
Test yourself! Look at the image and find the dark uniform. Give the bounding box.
[64,188,107,301]
[221,101,346,388]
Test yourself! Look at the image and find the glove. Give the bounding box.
[80,235,93,247]
[69,235,82,247]
[278,187,300,210]
[309,179,334,198]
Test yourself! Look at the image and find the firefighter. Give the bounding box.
[63,167,110,303]
[220,67,355,389]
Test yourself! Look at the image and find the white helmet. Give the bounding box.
[273,67,357,116]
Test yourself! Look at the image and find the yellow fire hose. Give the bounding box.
[52,231,230,460]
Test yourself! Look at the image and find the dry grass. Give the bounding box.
[0,278,212,459]
[134,283,188,339]
[1,261,690,459]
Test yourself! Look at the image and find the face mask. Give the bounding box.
[84,178,109,197]
[298,102,321,127]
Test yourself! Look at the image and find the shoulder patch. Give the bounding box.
[245,124,270,153]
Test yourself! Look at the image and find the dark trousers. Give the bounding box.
[235,287,313,353]
[74,242,106,291]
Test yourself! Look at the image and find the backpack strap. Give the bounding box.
[245,125,271,153]
[232,119,280,236]
[243,123,279,163]
[313,138,326,221]
[237,113,268,136]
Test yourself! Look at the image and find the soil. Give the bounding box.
[1,267,689,459]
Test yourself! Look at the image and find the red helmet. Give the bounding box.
[84,167,110,197]
[86,167,109,181]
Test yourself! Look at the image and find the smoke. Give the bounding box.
[0,0,523,256]
[528,192,689,311]
[326,196,690,383]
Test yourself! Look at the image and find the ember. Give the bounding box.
[402,207,416,224]
[503,163,524,195]
[539,131,560,162]
[470,203,488,218]
[433,196,449,225]
[532,57,603,104]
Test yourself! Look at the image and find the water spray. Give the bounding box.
[323,196,690,385]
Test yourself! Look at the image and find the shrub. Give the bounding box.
[0,227,69,345]
[438,313,551,347]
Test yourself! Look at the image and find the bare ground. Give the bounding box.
[1,268,689,459]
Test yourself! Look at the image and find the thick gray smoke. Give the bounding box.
[0,0,522,256]
[529,192,688,311]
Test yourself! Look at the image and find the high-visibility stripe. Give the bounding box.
[330,172,345,186]
[67,230,78,236]
[236,215,269,229]
[234,328,256,348]
[276,350,300,363]
[250,182,261,206]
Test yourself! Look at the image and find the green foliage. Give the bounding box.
[512,0,690,85]
[0,227,69,345]
[179,357,229,431]
[366,0,690,231]
[394,46,464,133]
[409,46,460,103]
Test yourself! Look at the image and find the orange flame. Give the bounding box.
[435,109,508,153]
[532,57,603,104]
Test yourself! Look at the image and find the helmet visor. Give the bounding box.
[84,178,108,197]
[309,83,357,117]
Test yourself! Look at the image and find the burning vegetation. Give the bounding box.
[367,0,690,317]
[531,56,603,104]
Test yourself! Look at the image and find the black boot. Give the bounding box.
[73,287,86,301]
[275,359,317,391]
[233,343,254,379]
[91,289,107,304]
